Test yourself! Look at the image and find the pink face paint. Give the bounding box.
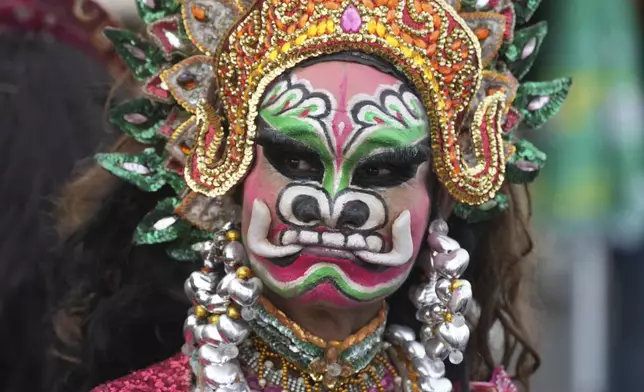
[242,60,432,308]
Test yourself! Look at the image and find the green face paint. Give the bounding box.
[259,74,429,196]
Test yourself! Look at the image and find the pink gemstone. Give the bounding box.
[124,113,148,124]
[124,44,146,61]
[521,37,537,59]
[341,5,362,33]
[515,160,539,172]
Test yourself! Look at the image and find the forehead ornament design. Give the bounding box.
[187,0,506,206]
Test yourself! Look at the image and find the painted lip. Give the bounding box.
[249,251,413,306]
[253,250,411,288]
[294,282,380,308]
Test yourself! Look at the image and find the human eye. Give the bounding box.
[256,130,324,182]
[352,148,426,188]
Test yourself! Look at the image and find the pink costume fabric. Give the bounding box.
[91,354,191,392]
[92,356,517,392]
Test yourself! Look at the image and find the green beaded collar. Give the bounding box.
[248,297,387,375]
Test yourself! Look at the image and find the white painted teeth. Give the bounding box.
[366,236,383,253]
[355,210,413,267]
[281,230,298,245]
[321,232,344,247]
[248,199,411,268]
[347,233,366,249]
[279,229,384,252]
[299,231,319,245]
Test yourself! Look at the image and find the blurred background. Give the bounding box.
[2,0,643,391]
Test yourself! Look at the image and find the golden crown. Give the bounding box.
[178,0,513,206]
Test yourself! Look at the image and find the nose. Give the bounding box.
[336,200,370,229]
[292,194,322,224]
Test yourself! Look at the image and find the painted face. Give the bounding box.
[241,61,432,308]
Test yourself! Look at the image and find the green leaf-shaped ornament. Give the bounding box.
[453,194,510,223]
[109,99,172,144]
[513,0,543,25]
[504,22,548,80]
[134,198,192,245]
[506,139,547,184]
[513,78,572,129]
[104,28,165,81]
[96,148,180,192]
[135,0,181,24]
[166,229,213,262]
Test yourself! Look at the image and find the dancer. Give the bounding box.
[48,0,571,391]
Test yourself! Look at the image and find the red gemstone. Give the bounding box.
[164,158,184,174]
[146,75,171,100]
[500,6,515,41]
[502,108,522,134]
[150,19,181,54]
[158,110,188,138]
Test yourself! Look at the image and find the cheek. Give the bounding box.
[381,163,431,253]
[241,147,287,237]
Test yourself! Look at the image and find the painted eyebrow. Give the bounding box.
[254,126,320,155]
[354,143,430,167]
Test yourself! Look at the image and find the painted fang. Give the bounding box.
[246,200,302,259]
[355,210,414,267]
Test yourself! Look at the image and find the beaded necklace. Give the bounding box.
[247,297,393,390]
[239,337,401,392]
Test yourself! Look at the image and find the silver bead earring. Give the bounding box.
[183,217,263,392]
[411,218,473,365]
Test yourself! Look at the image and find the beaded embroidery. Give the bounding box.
[239,338,401,392]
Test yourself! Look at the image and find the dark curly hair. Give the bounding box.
[0,31,116,392]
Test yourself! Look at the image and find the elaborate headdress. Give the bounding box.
[101,0,569,262]
[96,0,569,390]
